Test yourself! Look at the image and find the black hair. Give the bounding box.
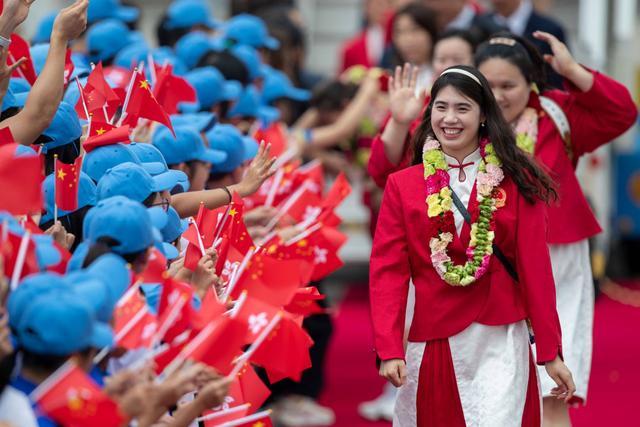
[310,80,359,112]
[20,347,93,377]
[156,13,191,47]
[142,191,158,208]
[0,106,20,121]
[411,65,557,204]
[39,205,92,252]
[37,137,82,176]
[197,50,250,86]
[83,236,147,267]
[474,32,548,92]
[436,29,478,51]
[390,3,439,66]
[0,352,15,394]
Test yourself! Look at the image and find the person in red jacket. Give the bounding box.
[475,32,638,426]
[370,65,574,426]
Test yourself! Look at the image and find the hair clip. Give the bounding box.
[489,37,517,46]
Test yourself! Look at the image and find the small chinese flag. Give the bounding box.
[153,63,197,115]
[121,70,174,134]
[0,127,16,146]
[113,286,157,350]
[82,123,130,152]
[0,143,43,215]
[8,34,37,85]
[32,362,126,427]
[54,156,82,211]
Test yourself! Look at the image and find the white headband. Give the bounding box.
[439,68,482,86]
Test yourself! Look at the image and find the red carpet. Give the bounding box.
[321,284,640,426]
[319,284,390,427]
[569,292,640,425]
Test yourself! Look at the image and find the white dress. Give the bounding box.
[393,150,537,426]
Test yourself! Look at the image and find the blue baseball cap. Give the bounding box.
[1,89,19,112]
[32,234,63,270]
[184,67,242,111]
[165,0,219,30]
[41,172,97,224]
[14,145,37,157]
[230,45,265,81]
[70,253,130,322]
[16,290,112,355]
[83,143,142,182]
[88,0,140,24]
[113,42,148,69]
[170,112,217,134]
[129,142,189,192]
[261,67,311,105]
[40,101,83,154]
[9,78,30,94]
[152,125,227,166]
[205,124,259,173]
[30,44,49,75]
[227,84,280,122]
[162,206,188,243]
[146,207,179,259]
[175,31,218,70]
[32,12,56,45]
[87,19,136,63]
[223,14,280,50]
[8,273,68,330]
[97,162,178,203]
[86,196,156,255]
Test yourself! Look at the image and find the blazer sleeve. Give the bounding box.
[369,175,411,360]
[515,193,562,364]
[367,133,409,188]
[554,69,638,158]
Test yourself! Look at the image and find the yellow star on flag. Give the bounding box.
[139,80,150,90]
[57,169,67,180]
[229,208,238,217]
[96,127,106,135]
[252,422,266,427]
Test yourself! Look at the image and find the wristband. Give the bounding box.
[0,35,10,49]
[221,186,232,203]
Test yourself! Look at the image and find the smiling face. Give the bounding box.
[478,57,530,124]
[430,85,483,159]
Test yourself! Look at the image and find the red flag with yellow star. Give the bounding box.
[82,122,130,152]
[32,362,125,427]
[0,143,43,215]
[113,285,157,349]
[121,70,174,134]
[54,156,82,211]
[153,63,197,115]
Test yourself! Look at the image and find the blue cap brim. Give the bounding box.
[66,241,89,273]
[152,169,186,193]
[258,105,281,125]
[86,253,130,302]
[198,148,228,165]
[242,136,259,161]
[285,86,311,101]
[179,101,201,114]
[206,17,220,29]
[32,235,61,268]
[162,242,179,260]
[91,322,114,349]
[264,36,281,50]
[223,81,242,101]
[116,5,140,23]
[148,207,169,230]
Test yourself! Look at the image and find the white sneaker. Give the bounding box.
[274,395,336,426]
[358,383,397,421]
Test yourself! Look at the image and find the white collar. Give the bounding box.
[446,5,476,30]
[443,147,482,166]
[495,0,533,36]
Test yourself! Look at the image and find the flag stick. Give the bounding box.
[161,321,215,379]
[117,68,138,126]
[53,154,58,223]
[189,217,207,257]
[264,167,284,207]
[222,247,254,301]
[8,53,28,81]
[151,294,188,348]
[217,410,272,427]
[227,312,282,379]
[9,231,30,291]
[29,360,75,402]
[264,180,314,231]
[74,77,90,122]
[195,404,252,423]
[1,219,8,242]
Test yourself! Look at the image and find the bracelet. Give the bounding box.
[0,35,10,49]
[221,186,232,203]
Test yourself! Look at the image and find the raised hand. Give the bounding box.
[388,63,426,126]
[0,0,36,36]
[533,31,593,91]
[237,141,276,197]
[51,0,89,42]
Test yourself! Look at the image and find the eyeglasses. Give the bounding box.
[151,198,170,212]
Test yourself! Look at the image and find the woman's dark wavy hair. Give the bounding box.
[411,65,557,204]
[390,3,438,66]
[474,32,548,92]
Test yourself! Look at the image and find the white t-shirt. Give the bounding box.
[0,385,38,427]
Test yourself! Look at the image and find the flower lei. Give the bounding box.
[423,136,505,286]
[514,107,539,154]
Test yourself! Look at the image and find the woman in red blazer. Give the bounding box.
[474,32,638,425]
[370,65,574,426]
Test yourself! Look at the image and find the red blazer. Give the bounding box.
[367,71,638,243]
[340,32,373,72]
[370,166,562,365]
